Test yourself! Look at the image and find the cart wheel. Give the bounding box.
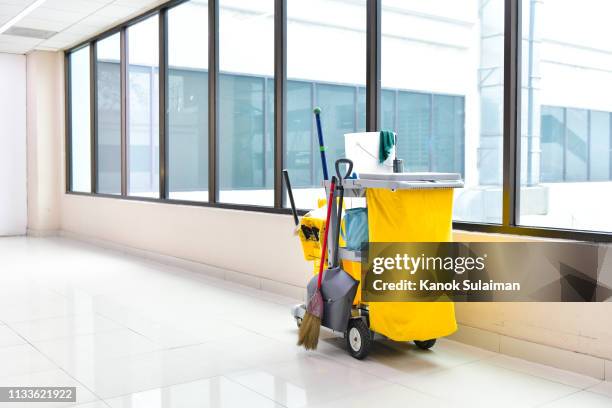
[295,317,302,328]
[346,319,371,359]
[414,339,436,350]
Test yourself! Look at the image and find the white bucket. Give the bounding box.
[344,132,395,175]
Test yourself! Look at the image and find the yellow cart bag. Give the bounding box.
[342,259,362,305]
[366,187,457,341]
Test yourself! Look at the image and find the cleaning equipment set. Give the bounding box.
[291,107,464,359]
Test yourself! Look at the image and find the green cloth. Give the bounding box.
[379,130,396,163]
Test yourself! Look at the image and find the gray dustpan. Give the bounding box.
[306,159,359,333]
[307,266,358,332]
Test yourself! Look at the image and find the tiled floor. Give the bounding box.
[0,236,610,408]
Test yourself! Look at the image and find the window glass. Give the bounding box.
[397,92,430,173]
[96,33,121,194]
[218,0,274,206]
[314,84,359,183]
[128,15,159,198]
[565,109,588,182]
[590,111,611,181]
[168,1,208,201]
[539,106,564,182]
[285,81,313,194]
[285,0,366,209]
[381,89,396,132]
[519,0,612,232]
[381,0,502,223]
[432,95,464,174]
[69,46,91,192]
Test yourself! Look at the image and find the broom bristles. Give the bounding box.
[297,311,321,350]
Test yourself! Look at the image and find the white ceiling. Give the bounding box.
[0,0,167,54]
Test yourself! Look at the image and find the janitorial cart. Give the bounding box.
[288,118,464,359]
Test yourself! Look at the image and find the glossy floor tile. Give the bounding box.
[485,354,602,389]
[0,324,25,348]
[0,236,607,408]
[541,391,612,407]
[305,383,446,408]
[587,380,612,398]
[10,314,123,343]
[105,377,283,408]
[32,328,162,370]
[0,343,56,379]
[402,361,580,407]
[66,341,251,399]
[226,355,389,407]
[71,402,112,408]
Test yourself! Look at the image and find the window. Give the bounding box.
[127,15,159,198]
[65,0,612,240]
[519,0,612,232]
[382,0,503,224]
[218,0,274,206]
[69,46,91,193]
[285,0,366,209]
[167,1,208,201]
[96,33,121,195]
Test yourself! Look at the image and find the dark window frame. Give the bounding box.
[64,0,612,242]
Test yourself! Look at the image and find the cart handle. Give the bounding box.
[335,158,353,184]
[282,169,299,226]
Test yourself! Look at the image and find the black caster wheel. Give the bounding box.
[414,339,436,350]
[346,318,372,359]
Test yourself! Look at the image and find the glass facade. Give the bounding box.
[65,0,612,238]
[69,46,91,193]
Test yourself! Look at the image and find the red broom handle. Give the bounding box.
[317,177,336,289]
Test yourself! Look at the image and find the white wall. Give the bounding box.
[26,51,63,234]
[0,53,27,236]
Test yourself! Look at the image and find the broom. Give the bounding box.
[298,176,337,350]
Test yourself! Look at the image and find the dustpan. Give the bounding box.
[306,159,359,333]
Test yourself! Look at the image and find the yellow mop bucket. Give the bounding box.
[298,207,327,263]
[299,199,346,273]
[366,187,457,341]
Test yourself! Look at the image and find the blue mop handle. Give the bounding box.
[313,107,329,181]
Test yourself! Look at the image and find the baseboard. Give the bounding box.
[26,228,59,237]
[57,230,611,382]
[449,323,611,381]
[447,323,501,353]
